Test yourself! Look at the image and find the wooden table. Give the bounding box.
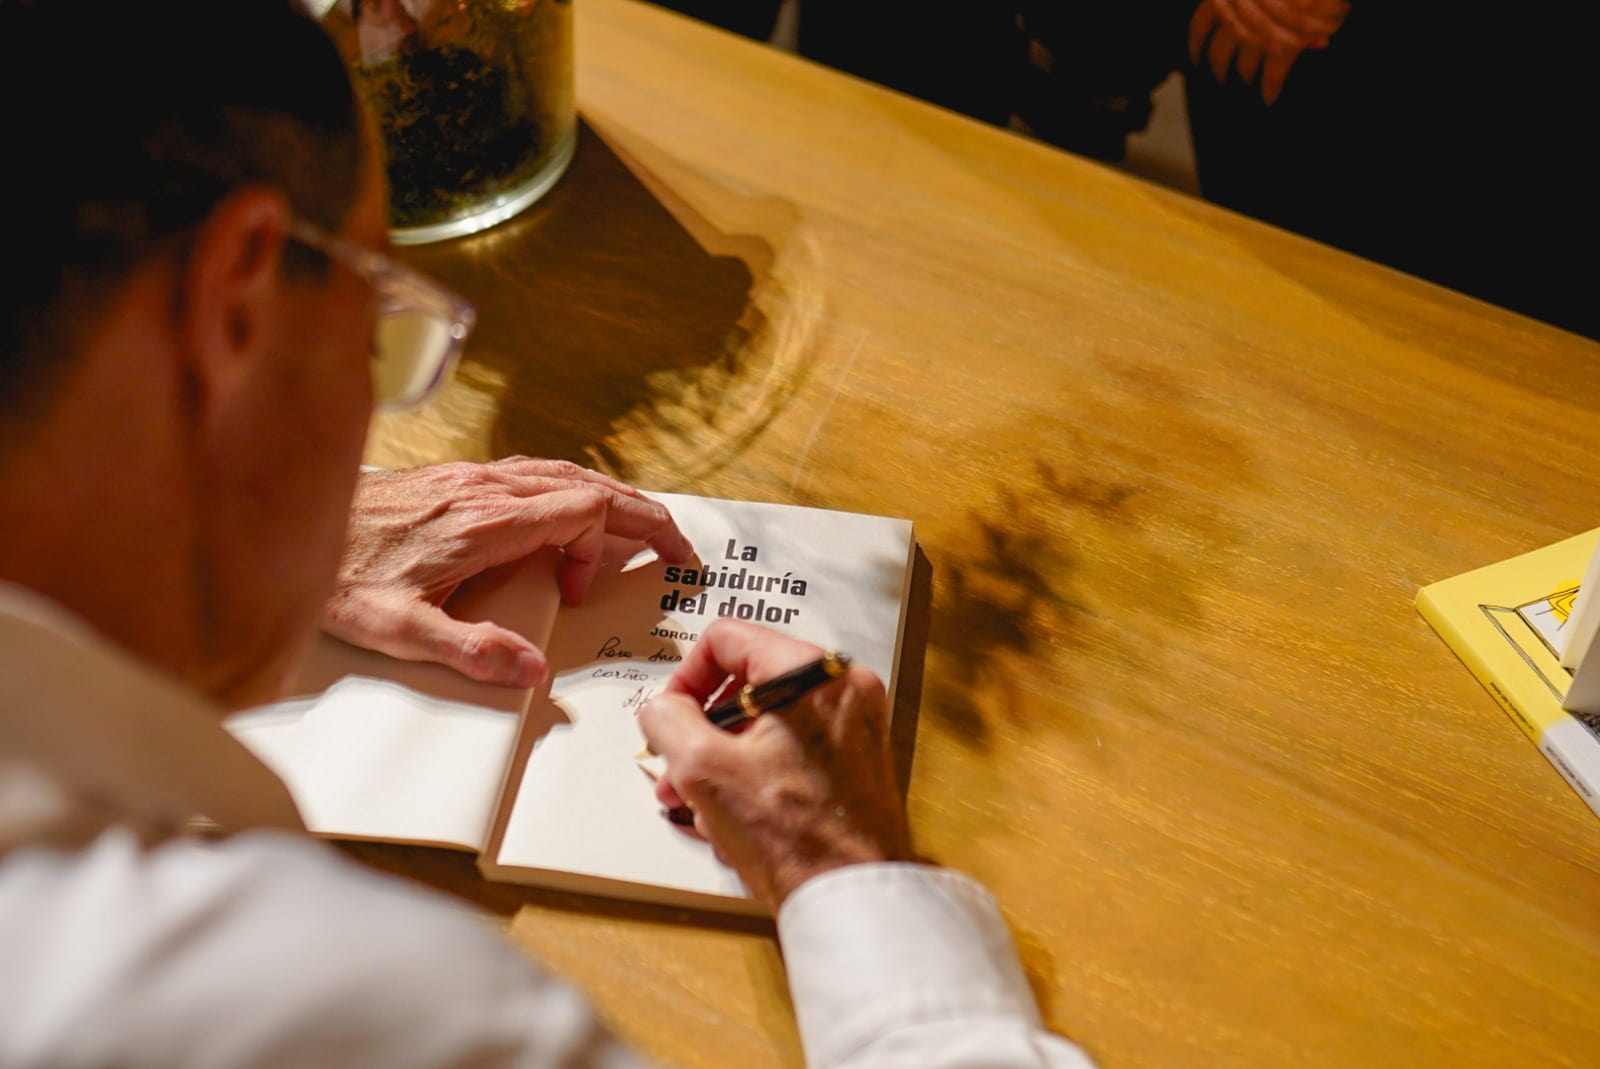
[356,1,1600,1064]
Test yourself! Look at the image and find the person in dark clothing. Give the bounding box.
[1186,0,1598,339]
[656,0,1597,339]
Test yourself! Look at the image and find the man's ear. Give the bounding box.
[175,187,294,412]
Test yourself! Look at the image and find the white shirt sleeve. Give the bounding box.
[0,827,650,1069]
[776,863,1096,1069]
[1,831,1092,1068]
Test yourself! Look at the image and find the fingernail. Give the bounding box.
[665,806,694,826]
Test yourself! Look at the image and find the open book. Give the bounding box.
[227,493,917,914]
[1415,528,1600,821]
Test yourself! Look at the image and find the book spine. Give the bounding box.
[1538,725,1600,821]
[1417,589,1600,822]
[1416,589,1543,745]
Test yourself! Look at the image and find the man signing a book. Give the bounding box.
[0,1,1091,1065]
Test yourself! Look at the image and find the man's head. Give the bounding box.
[0,0,389,706]
[1,0,366,437]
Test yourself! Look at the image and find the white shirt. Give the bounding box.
[0,582,1093,1068]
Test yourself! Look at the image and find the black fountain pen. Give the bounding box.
[705,651,853,730]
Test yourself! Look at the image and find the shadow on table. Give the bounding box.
[892,544,933,796]
[375,116,818,486]
[923,462,1110,752]
[923,446,1229,755]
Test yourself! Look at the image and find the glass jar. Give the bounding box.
[317,0,575,244]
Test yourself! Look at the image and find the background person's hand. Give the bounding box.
[637,620,912,911]
[1213,0,1347,56]
[1189,0,1350,104]
[323,458,693,687]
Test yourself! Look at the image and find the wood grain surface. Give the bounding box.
[350,2,1600,1064]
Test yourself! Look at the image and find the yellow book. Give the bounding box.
[1415,529,1600,820]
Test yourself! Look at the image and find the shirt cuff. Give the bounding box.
[776,863,1044,1066]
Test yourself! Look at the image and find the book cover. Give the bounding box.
[228,492,917,913]
[1414,529,1600,821]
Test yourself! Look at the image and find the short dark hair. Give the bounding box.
[0,0,365,431]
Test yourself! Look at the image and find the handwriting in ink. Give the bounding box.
[591,665,651,682]
[594,635,631,659]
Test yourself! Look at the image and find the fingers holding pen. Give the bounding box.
[659,619,827,705]
[638,622,908,909]
[638,690,725,841]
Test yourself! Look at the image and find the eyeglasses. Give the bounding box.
[287,218,476,411]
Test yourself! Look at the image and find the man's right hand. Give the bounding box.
[637,620,912,912]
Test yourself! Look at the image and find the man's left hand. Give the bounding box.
[323,458,693,687]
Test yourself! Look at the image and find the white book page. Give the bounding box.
[1540,718,1600,815]
[227,549,563,852]
[490,494,915,904]
[1560,538,1600,671]
[1566,636,1600,718]
[230,677,521,849]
